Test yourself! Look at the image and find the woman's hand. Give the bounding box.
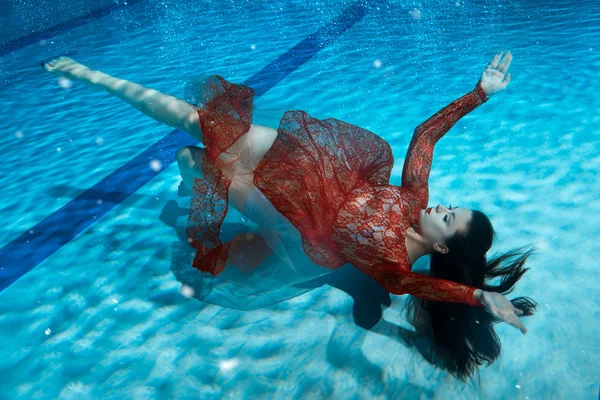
[479,50,512,97]
[475,289,528,334]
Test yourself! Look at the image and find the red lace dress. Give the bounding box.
[186,75,489,306]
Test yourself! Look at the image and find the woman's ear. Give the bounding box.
[433,243,449,254]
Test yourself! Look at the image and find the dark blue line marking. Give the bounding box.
[244,2,369,95]
[0,1,370,292]
[0,0,144,57]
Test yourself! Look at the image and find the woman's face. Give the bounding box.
[418,204,473,248]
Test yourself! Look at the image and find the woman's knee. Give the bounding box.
[176,146,193,162]
[176,146,204,167]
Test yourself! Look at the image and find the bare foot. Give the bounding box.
[42,56,88,80]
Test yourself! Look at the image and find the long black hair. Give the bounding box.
[423,210,537,381]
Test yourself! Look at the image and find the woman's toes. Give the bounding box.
[42,56,80,75]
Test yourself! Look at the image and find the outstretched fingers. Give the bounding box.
[501,309,527,334]
[497,51,513,74]
[514,306,524,316]
[510,314,527,334]
[487,51,504,69]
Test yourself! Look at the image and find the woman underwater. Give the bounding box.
[44,50,536,379]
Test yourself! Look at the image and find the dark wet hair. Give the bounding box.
[425,210,537,381]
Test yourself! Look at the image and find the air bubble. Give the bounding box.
[150,159,163,172]
[409,8,421,20]
[180,284,195,298]
[58,77,73,89]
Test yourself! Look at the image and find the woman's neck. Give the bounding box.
[405,225,434,265]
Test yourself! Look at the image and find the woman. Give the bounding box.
[43,50,536,378]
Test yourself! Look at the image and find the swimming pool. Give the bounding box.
[0,0,598,398]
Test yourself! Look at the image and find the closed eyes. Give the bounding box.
[444,205,456,225]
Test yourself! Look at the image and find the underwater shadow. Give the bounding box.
[158,198,453,378]
[158,200,437,395]
[293,259,458,378]
[293,265,392,330]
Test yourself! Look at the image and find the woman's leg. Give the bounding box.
[175,146,204,197]
[43,57,279,168]
[43,57,203,139]
[175,144,261,217]
[44,57,280,220]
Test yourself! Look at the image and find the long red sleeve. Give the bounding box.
[372,262,481,306]
[401,83,488,205]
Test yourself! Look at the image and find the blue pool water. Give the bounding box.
[0,0,599,398]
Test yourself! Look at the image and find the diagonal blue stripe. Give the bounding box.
[0,0,145,57]
[0,1,370,292]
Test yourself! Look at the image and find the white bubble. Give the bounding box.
[58,77,73,89]
[219,359,239,372]
[410,8,421,20]
[150,159,163,172]
[97,199,103,205]
[180,284,195,298]
[96,137,104,146]
[57,147,61,152]
[455,1,461,6]
[515,384,521,389]
[112,299,118,304]
[250,44,256,50]
[373,59,382,68]
[45,328,52,335]
[15,131,23,139]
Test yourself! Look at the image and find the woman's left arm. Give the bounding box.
[372,261,528,334]
[401,50,512,198]
[372,261,481,306]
